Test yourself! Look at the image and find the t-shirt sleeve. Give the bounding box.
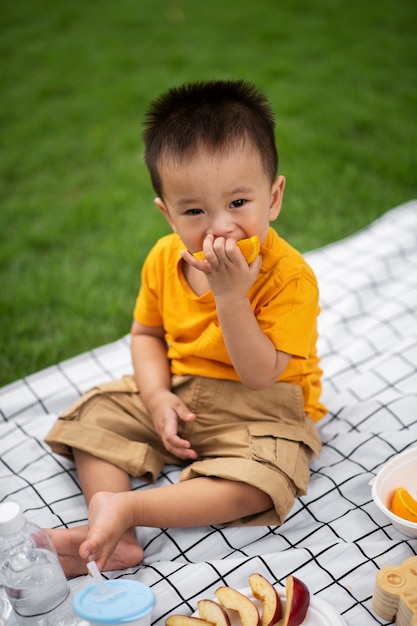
[257,270,319,359]
[133,246,164,327]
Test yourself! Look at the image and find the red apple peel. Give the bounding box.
[281,575,310,626]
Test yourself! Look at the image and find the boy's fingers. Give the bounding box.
[160,403,197,459]
[166,434,197,460]
[180,249,211,272]
[179,410,196,422]
[174,400,196,422]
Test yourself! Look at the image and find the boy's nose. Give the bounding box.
[207,214,236,238]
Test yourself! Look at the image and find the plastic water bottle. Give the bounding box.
[0,583,13,625]
[0,502,78,625]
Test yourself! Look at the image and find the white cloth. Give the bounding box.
[1,200,416,625]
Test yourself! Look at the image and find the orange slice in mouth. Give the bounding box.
[193,235,260,264]
[390,487,417,522]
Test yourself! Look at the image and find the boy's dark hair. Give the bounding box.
[143,80,278,197]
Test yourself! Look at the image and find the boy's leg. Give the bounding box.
[49,477,273,576]
[73,449,131,502]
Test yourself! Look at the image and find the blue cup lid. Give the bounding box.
[73,580,155,624]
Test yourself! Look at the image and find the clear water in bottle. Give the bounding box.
[4,550,70,619]
[0,503,79,625]
[0,584,12,626]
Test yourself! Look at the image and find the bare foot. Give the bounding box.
[79,491,140,569]
[46,491,142,577]
[46,524,144,578]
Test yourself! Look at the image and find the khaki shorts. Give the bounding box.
[45,375,321,526]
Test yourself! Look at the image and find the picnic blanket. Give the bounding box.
[1,200,416,625]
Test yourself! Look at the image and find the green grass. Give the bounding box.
[1,0,417,386]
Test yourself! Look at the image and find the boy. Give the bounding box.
[45,80,327,577]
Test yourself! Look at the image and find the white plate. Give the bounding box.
[192,586,346,626]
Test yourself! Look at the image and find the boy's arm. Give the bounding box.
[182,239,291,390]
[215,294,291,389]
[130,320,197,460]
[131,319,171,399]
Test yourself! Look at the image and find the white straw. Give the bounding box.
[87,561,109,596]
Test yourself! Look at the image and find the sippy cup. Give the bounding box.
[73,562,155,626]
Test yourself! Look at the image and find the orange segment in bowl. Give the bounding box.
[390,487,417,523]
[193,235,260,264]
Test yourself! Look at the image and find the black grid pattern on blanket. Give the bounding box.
[1,201,416,625]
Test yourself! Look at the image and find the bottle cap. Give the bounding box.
[0,502,25,535]
[73,579,155,624]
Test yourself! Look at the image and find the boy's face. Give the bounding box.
[154,144,285,255]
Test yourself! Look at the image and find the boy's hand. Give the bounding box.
[147,390,198,460]
[182,234,261,300]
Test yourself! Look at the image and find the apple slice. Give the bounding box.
[197,599,231,626]
[214,586,260,626]
[281,576,310,626]
[166,616,212,626]
[249,573,282,626]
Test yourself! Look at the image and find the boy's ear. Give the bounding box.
[269,175,286,221]
[154,197,177,232]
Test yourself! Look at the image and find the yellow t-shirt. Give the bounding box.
[133,227,327,422]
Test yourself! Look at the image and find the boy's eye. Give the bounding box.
[230,199,246,208]
[186,208,203,215]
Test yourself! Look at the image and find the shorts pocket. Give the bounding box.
[248,422,318,494]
